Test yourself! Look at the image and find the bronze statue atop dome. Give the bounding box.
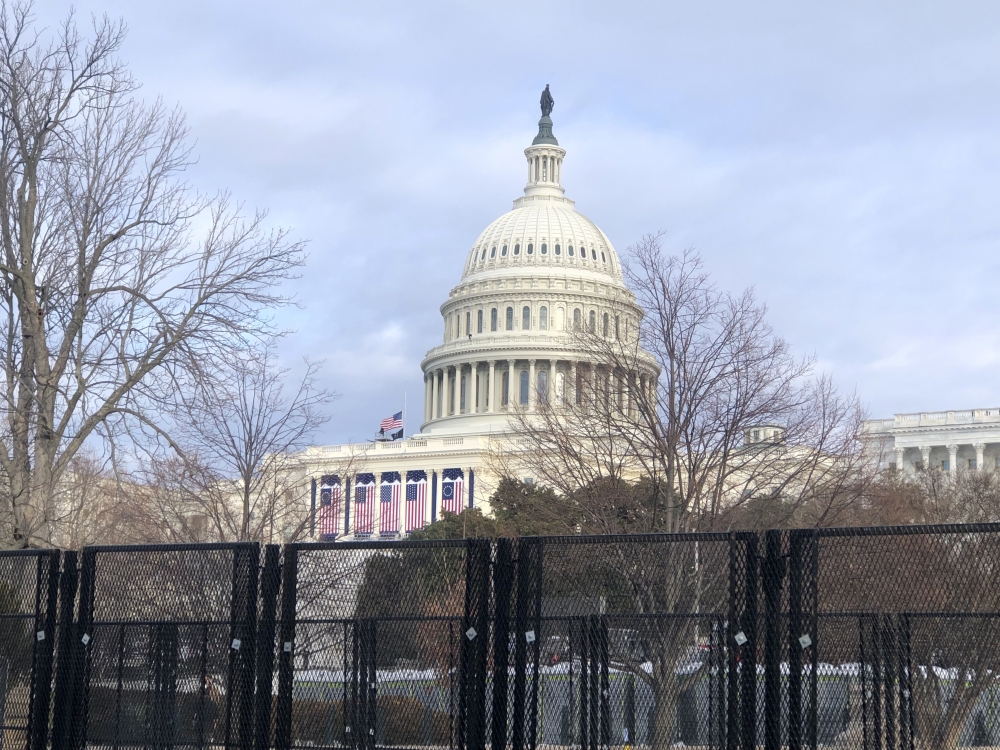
[540,85,554,117]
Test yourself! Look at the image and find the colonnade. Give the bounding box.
[423,359,656,422]
[896,443,997,473]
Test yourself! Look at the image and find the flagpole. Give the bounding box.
[403,383,407,439]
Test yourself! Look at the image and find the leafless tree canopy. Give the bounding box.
[0,4,306,546]
[502,233,870,534]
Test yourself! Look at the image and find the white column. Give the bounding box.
[976,443,986,471]
[894,447,906,474]
[507,359,516,409]
[920,445,931,471]
[470,361,478,414]
[488,361,496,413]
[948,444,959,473]
[431,370,440,419]
[452,365,461,415]
[528,359,536,411]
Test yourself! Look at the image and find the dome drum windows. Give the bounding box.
[522,306,531,330]
[527,243,534,255]
[501,244,508,257]
[569,245,575,257]
[537,370,548,404]
[573,308,582,332]
[539,306,548,331]
[540,243,547,255]
[491,308,498,332]
[477,310,484,334]
[602,313,609,337]
[514,243,521,255]
[519,370,529,405]
[490,246,497,258]
[505,307,514,331]
[554,244,561,256]
[589,310,596,332]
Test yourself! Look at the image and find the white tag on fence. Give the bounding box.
[799,634,812,649]
[36,631,45,642]
[283,641,292,652]
[345,727,351,734]
[81,633,91,645]
[734,631,748,646]
[525,630,536,643]
[232,638,242,650]
[465,627,477,640]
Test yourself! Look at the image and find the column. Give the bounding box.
[894,447,906,474]
[452,365,461,415]
[920,445,931,472]
[507,359,516,409]
[424,375,432,422]
[431,369,440,420]
[570,361,578,406]
[976,443,986,471]
[528,359,537,411]
[470,361,478,414]
[948,444,959,473]
[488,361,496,413]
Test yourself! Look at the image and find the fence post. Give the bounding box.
[50,550,78,750]
[255,545,281,750]
[462,539,490,750]
[491,538,513,750]
[274,545,298,750]
[787,532,803,750]
[511,538,540,750]
[739,534,759,750]
[28,550,60,750]
[763,529,785,750]
[71,549,96,750]
[225,544,260,750]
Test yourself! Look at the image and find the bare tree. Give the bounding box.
[0,4,305,546]
[498,234,870,748]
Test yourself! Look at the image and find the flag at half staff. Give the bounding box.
[380,411,403,435]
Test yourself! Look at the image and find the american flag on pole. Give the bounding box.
[379,472,401,537]
[441,468,464,515]
[380,411,403,439]
[318,475,341,539]
[353,474,375,537]
[405,470,427,533]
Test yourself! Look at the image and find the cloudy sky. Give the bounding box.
[33,0,1000,444]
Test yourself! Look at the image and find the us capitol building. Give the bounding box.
[292,91,658,539]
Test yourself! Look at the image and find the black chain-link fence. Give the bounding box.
[6,524,1000,750]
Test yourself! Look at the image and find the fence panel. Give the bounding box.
[275,539,490,750]
[52,543,261,750]
[793,523,1000,750]
[0,549,59,750]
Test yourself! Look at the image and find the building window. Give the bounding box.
[592,248,597,260]
[539,306,548,330]
[573,308,581,331]
[490,246,496,258]
[477,310,483,334]
[555,244,561,255]
[491,308,498,332]
[522,306,530,330]
[501,244,508,256]
[538,370,548,404]
[542,157,548,181]
[970,458,977,470]
[465,312,471,336]
[614,315,620,339]
[527,243,534,255]
[541,243,547,255]
[942,460,950,471]
[519,370,529,405]
[514,243,520,255]
[456,316,461,338]
[568,244,574,256]
[602,313,609,337]
[506,307,514,331]
[502,371,509,406]
[460,375,466,411]
[601,251,606,262]
[588,310,596,332]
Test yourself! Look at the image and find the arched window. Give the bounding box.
[589,310,596,332]
[506,307,514,331]
[460,375,466,411]
[527,243,534,255]
[539,306,548,330]
[554,244,561,255]
[522,306,530,330]
[519,370,529,405]
[602,313,609,337]
[541,243,547,255]
[491,308,498,332]
[501,244,508,256]
[557,307,565,330]
[601,251,607,263]
[466,312,471,336]
[573,308,581,331]
[569,245,576,257]
[477,309,483,334]
[592,248,598,260]
[502,371,509,406]
[457,316,462,338]
[556,371,565,404]
[542,157,548,181]
[514,243,520,255]
[614,315,620,340]
[538,370,548,404]
[490,246,496,258]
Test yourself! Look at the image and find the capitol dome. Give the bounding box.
[419,96,658,436]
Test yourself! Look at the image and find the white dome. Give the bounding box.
[462,203,624,282]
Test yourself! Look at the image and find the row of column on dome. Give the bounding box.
[310,469,473,539]
[894,443,1000,473]
[447,305,627,342]
[424,359,656,421]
